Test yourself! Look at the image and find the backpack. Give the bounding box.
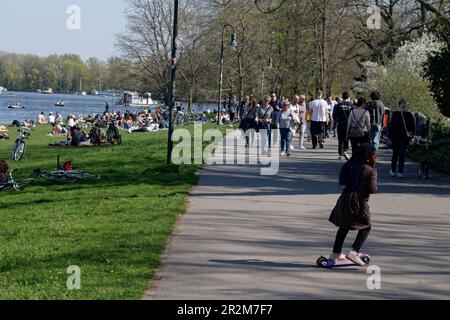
[366,101,382,125]
[349,111,367,138]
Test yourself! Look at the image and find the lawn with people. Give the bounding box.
[0,124,219,299]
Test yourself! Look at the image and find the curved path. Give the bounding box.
[144,132,450,300]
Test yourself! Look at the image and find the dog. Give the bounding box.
[419,159,430,180]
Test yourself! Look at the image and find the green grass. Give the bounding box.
[0,124,220,300]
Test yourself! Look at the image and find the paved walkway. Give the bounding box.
[144,132,450,300]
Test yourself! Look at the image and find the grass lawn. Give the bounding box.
[0,124,221,299]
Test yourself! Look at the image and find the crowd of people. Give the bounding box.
[229,89,416,179]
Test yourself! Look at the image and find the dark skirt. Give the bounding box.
[329,191,371,230]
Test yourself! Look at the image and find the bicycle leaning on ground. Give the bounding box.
[33,157,101,184]
[0,169,34,192]
[11,127,31,161]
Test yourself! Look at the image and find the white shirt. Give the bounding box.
[290,103,300,113]
[48,115,55,123]
[309,99,328,122]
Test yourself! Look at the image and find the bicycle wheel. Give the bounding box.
[40,171,79,184]
[68,171,101,181]
[12,141,26,161]
[12,179,34,191]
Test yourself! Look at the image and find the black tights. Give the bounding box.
[333,226,371,254]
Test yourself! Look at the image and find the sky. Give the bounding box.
[0,0,127,61]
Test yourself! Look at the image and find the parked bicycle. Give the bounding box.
[106,120,122,145]
[0,169,34,192]
[33,156,101,184]
[11,127,31,161]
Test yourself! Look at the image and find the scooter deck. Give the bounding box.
[317,255,371,269]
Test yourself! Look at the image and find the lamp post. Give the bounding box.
[217,24,238,125]
[167,0,179,165]
[260,56,273,101]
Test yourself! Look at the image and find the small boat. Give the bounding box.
[8,102,24,109]
[55,100,65,107]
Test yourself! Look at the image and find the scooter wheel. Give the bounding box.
[316,257,328,268]
[361,255,371,265]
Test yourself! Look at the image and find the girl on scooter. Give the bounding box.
[328,143,378,266]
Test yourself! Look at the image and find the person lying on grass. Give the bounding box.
[47,123,68,137]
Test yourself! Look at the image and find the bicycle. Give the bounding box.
[33,157,101,184]
[106,121,122,145]
[0,169,34,192]
[11,127,31,161]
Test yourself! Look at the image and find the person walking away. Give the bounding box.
[309,90,328,149]
[228,95,239,127]
[366,91,386,150]
[347,98,371,155]
[278,101,293,157]
[240,96,259,148]
[333,92,353,160]
[388,99,416,178]
[257,96,274,154]
[328,144,378,265]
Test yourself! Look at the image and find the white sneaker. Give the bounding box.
[390,170,396,177]
[280,152,286,156]
[346,250,366,266]
[290,145,295,151]
[300,146,306,150]
[328,253,347,262]
[397,173,404,178]
[343,153,350,161]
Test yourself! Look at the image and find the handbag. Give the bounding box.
[400,112,414,140]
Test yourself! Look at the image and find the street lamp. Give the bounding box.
[217,24,238,125]
[260,56,273,101]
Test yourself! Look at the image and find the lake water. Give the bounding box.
[0,91,217,125]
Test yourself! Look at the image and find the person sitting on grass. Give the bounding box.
[38,112,47,125]
[0,160,10,184]
[0,126,9,140]
[48,123,68,136]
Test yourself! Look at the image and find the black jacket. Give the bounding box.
[333,101,353,131]
[388,111,416,142]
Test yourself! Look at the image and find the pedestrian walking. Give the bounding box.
[333,92,353,160]
[389,99,416,178]
[366,91,386,150]
[309,90,329,149]
[347,98,371,154]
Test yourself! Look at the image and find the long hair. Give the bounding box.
[340,144,377,191]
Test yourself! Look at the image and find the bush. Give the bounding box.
[430,120,450,142]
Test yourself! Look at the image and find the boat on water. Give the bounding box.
[8,102,24,109]
[55,100,66,107]
[0,86,7,94]
[119,92,157,108]
[38,88,54,95]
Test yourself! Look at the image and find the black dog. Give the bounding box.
[419,159,430,180]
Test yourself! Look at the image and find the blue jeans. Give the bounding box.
[371,124,382,150]
[280,128,292,153]
[260,123,271,153]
